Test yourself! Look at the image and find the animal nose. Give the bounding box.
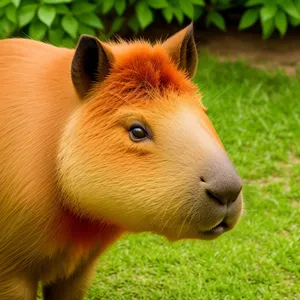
[205,181,242,205]
[201,162,242,206]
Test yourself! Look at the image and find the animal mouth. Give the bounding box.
[199,220,229,238]
[207,221,228,232]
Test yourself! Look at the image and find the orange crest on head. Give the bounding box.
[72,23,199,106]
[97,43,198,106]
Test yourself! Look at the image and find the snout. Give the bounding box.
[195,153,243,240]
[202,167,242,206]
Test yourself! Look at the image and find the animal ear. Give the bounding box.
[162,23,198,78]
[71,35,114,98]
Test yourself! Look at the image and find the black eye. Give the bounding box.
[129,124,149,142]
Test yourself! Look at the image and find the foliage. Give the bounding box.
[0,0,300,45]
[0,0,205,47]
[239,0,300,39]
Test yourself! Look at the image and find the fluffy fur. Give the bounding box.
[0,25,243,300]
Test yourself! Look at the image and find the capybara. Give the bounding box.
[0,24,243,299]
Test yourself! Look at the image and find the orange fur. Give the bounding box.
[106,43,197,97]
[0,26,243,300]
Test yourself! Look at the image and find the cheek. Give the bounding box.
[76,141,188,204]
[60,110,194,217]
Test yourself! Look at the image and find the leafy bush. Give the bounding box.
[0,0,300,46]
[239,0,300,39]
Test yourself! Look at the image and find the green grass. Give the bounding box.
[86,54,300,300]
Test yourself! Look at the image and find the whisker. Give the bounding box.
[177,200,198,239]
[152,188,181,230]
[160,199,187,233]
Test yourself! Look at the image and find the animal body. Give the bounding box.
[0,24,243,299]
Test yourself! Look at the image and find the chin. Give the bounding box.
[162,221,237,242]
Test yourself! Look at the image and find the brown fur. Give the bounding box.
[0,25,243,299]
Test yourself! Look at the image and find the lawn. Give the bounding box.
[85,54,300,300]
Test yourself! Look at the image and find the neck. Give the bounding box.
[56,205,124,250]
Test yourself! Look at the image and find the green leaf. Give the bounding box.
[78,13,104,29]
[72,1,96,15]
[193,6,203,20]
[0,0,11,8]
[115,0,126,15]
[260,4,277,22]
[12,0,21,8]
[245,0,263,7]
[18,4,38,27]
[51,15,60,27]
[136,1,153,29]
[275,10,287,37]
[0,18,16,38]
[48,27,64,45]
[62,37,75,48]
[162,6,173,23]
[173,7,184,24]
[261,18,275,39]
[179,0,194,19]
[289,15,300,26]
[5,4,17,23]
[38,5,56,27]
[44,0,72,3]
[0,6,5,17]
[148,0,168,9]
[278,0,300,19]
[55,4,69,14]
[295,0,300,11]
[206,11,226,31]
[29,19,47,40]
[78,24,96,36]
[128,15,140,33]
[191,0,205,5]
[102,0,114,13]
[61,15,78,38]
[108,16,124,36]
[239,8,260,29]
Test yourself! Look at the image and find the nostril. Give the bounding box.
[200,176,206,182]
[205,188,224,205]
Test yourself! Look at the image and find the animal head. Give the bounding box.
[58,24,243,241]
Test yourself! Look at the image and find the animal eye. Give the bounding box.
[129,124,149,142]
